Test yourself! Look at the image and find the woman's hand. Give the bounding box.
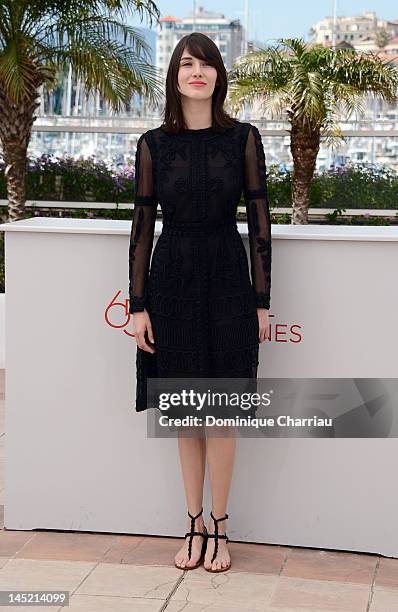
[257,308,270,343]
[132,310,156,353]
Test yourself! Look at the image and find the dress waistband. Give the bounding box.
[162,217,237,234]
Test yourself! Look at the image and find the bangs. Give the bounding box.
[183,42,217,66]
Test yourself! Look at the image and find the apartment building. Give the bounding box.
[310,11,398,47]
[156,6,243,77]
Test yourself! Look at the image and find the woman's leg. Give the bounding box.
[204,425,236,571]
[174,427,207,568]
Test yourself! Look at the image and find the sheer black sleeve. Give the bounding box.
[129,133,157,313]
[243,124,272,310]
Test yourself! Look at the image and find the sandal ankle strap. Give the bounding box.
[186,507,205,560]
[208,511,229,563]
[188,507,203,520]
[210,510,228,523]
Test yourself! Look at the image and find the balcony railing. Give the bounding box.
[20,118,398,172]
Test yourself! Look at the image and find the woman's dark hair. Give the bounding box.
[161,32,237,134]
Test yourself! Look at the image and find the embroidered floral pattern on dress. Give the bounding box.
[243,125,272,310]
[128,121,272,411]
[128,134,157,313]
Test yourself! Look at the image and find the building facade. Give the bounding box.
[156,6,243,77]
[310,11,398,47]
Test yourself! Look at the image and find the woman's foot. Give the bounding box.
[174,511,207,569]
[204,514,231,571]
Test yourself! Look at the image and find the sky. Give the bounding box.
[130,1,398,43]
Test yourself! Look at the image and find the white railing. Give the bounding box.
[22,118,398,170]
[30,116,398,137]
[0,201,396,220]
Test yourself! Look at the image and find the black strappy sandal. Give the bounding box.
[175,507,208,570]
[205,511,231,573]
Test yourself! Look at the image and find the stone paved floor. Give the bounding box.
[0,369,397,611]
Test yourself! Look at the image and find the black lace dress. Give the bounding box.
[129,120,272,412]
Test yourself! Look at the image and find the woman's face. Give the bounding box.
[177,48,218,100]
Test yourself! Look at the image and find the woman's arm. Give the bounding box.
[129,133,157,314]
[243,124,272,311]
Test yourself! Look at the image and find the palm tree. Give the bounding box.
[228,38,398,224]
[0,0,164,222]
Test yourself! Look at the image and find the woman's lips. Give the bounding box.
[190,83,206,87]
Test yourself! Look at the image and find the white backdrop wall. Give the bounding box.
[0,217,397,557]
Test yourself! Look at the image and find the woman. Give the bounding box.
[129,32,271,573]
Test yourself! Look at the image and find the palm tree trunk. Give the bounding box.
[0,88,40,222]
[290,121,321,224]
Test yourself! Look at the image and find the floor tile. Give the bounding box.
[0,600,60,612]
[170,567,277,607]
[282,547,377,585]
[227,542,289,574]
[0,558,96,591]
[269,575,370,611]
[369,587,398,611]
[0,530,37,557]
[14,531,124,562]
[75,562,181,599]
[105,536,184,567]
[165,600,270,611]
[102,535,172,565]
[374,557,398,589]
[0,606,60,611]
[67,594,166,611]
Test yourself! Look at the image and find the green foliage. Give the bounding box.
[0,154,134,203]
[310,163,398,209]
[259,163,398,209]
[228,37,398,146]
[0,0,163,108]
[1,157,397,209]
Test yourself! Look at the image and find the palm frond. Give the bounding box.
[228,43,293,115]
[35,16,154,68]
[289,62,325,125]
[329,83,367,119]
[333,49,398,102]
[0,0,162,105]
[320,114,345,149]
[51,36,163,109]
[260,88,292,120]
[228,37,398,144]
[0,36,39,100]
[278,37,307,59]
